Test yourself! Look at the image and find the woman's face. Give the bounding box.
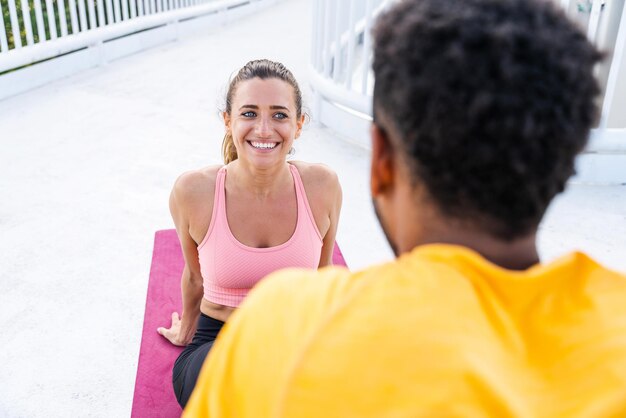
[225,77,304,168]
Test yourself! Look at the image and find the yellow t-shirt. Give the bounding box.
[184,244,626,417]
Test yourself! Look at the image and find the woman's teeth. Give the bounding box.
[250,141,277,149]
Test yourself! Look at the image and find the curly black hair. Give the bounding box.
[372,0,602,240]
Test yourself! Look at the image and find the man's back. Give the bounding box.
[184,245,626,417]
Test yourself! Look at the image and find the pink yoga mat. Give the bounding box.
[132,229,347,417]
[131,229,185,418]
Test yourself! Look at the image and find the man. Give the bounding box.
[184,0,626,416]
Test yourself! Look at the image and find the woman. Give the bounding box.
[157,59,342,407]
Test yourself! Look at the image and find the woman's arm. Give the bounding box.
[317,170,343,268]
[158,174,206,346]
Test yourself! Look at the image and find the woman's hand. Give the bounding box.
[158,312,188,346]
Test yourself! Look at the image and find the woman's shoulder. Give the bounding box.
[289,161,340,189]
[289,161,341,215]
[172,165,224,203]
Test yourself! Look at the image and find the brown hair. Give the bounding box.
[221,59,303,164]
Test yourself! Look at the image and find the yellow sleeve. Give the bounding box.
[182,266,351,417]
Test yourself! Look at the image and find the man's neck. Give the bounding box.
[401,229,540,271]
[392,186,540,271]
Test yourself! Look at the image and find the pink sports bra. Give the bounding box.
[197,164,323,307]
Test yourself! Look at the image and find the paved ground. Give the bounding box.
[0,0,624,416]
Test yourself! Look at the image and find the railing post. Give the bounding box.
[344,0,356,91]
[87,0,97,29]
[68,0,80,34]
[322,0,331,77]
[313,0,323,71]
[360,0,373,95]
[7,0,23,49]
[113,0,122,22]
[58,0,69,36]
[332,0,342,82]
[310,0,318,68]
[310,0,321,125]
[33,0,46,42]
[587,0,604,41]
[77,0,89,30]
[136,0,144,17]
[0,1,8,52]
[599,1,626,129]
[46,0,59,39]
[130,0,138,18]
[95,0,105,26]
[19,0,34,45]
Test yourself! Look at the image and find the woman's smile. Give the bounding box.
[248,141,279,150]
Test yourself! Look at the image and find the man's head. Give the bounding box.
[370,0,602,249]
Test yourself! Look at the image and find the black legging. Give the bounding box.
[172,313,225,408]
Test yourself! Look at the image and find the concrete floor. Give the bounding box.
[0,0,624,416]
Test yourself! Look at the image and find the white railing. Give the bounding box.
[309,0,389,144]
[565,0,626,131]
[310,0,626,183]
[0,0,277,100]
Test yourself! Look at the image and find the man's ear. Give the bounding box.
[370,123,395,198]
